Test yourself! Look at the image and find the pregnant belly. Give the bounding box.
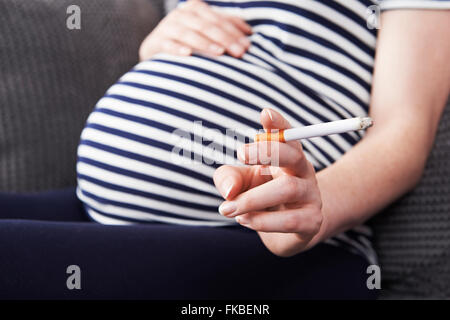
[76,53,271,225]
[76,52,361,225]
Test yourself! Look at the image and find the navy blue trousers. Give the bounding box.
[0,188,377,299]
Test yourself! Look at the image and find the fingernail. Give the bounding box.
[209,44,225,55]
[239,37,250,47]
[222,177,234,199]
[266,109,275,121]
[228,43,244,56]
[219,201,237,216]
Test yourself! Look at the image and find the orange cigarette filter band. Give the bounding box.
[254,130,286,143]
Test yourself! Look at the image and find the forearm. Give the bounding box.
[316,117,435,241]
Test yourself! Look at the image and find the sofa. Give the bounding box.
[0,0,449,299]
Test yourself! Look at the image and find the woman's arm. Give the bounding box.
[256,9,450,256]
[214,10,450,257]
[313,9,450,242]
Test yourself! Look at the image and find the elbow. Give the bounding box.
[379,122,435,195]
[395,142,429,195]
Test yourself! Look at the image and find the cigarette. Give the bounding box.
[255,117,373,142]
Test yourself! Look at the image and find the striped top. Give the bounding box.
[76,0,450,264]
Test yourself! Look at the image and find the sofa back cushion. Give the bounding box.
[0,0,164,192]
[371,97,450,298]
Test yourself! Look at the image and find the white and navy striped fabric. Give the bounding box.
[77,0,450,264]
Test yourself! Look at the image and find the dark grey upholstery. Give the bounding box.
[0,0,164,192]
[0,0,448,298]
[371,97,450,299]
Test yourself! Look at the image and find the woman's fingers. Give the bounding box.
[175,10,234,54]
[162,15,248,57]
[160,38,193,56]
[241,108,311,176]
[140,0,252,60]
[225,15,253,35]
[238,141,309,177]
[235,206,323,235]
[213,164,270,200]
[186,0,252,35]
[213,107,323,238]
[213,165,246,200]
[189,0,252,35]
[161,21,224,56]
[179,0,250,57]
[187,10,250,57]
[260,108,303,150]
[218,175,313,217]
[260,108,292,131]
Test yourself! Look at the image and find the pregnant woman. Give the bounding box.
[7,0,438,299]
[73,0,450,298]
[78,0,381,260]
[77,0,449,249]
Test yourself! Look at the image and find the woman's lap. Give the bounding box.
[0,187,88,222]
[0,188,376,299]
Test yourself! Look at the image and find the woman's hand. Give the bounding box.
[139,0,252,61]
[213,109,325,257]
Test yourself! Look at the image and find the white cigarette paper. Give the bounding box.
[255,117,373,142]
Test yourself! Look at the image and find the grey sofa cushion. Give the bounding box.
[0,0,164,192]
[371,97,450,299]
